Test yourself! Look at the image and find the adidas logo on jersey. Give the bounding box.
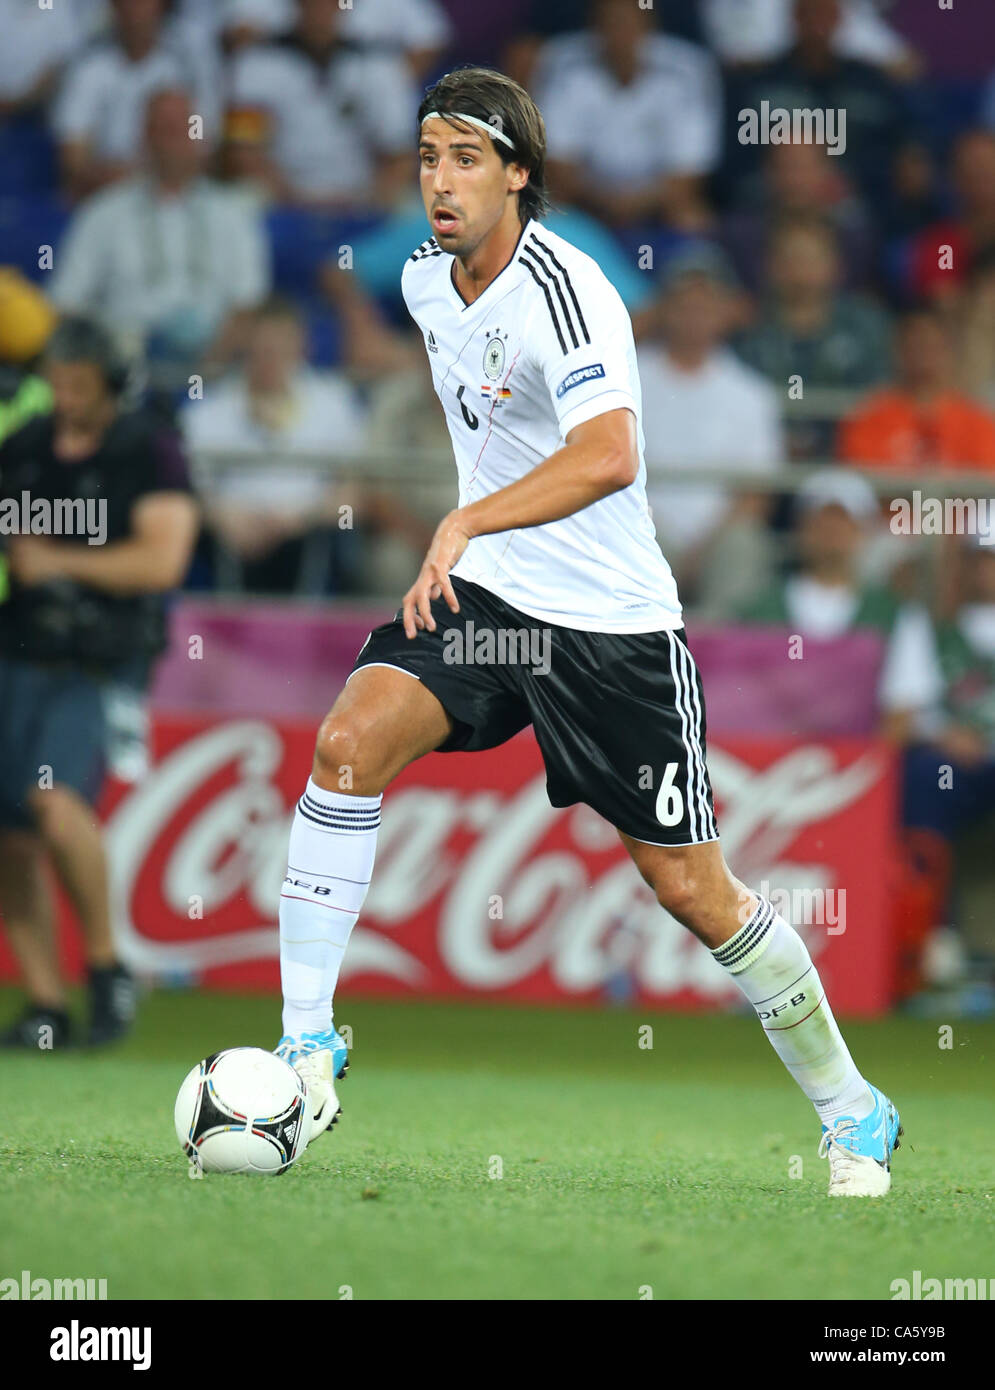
[427,330,438,352]
[410,238,442,263]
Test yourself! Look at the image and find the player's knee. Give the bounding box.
[312,713,387,796]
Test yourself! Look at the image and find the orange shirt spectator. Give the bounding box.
[838,307,995,470]
[839,390,995,470]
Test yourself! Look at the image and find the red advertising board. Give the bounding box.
[0,714,899,1015]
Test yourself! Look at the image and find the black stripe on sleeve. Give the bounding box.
[518,256,568,354]
[529,233,591,344]
[520,244,580,350]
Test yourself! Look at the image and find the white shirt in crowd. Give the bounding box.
[189,0,451,55]
[51,22,221,161]
[701,0,911,66]
[782,577,944,716]
[339,0,453,56]
[402,219,682,633]
[0,0,83,102]
[182,368,367,510]
[229,39,415,200]
[537,32,722,186]
[636,345,784,553]
[51,177,270,349]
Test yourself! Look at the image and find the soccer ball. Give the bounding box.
[174,1047,313,1175]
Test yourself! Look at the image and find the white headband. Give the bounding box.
[421,110,515,151]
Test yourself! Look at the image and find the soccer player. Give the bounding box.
[274,67,902,1196]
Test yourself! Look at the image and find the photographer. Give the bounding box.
[0,316,198,1048]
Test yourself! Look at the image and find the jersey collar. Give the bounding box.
[448,218,535,312]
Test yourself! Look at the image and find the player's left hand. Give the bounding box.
[7,536,69,586]
[402,509,472,638]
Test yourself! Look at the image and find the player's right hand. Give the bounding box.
[401,510,470,638]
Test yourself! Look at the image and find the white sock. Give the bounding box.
[279,778,380,1039]
[713,897,874,1125]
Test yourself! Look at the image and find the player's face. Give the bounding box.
[418,118,526,258]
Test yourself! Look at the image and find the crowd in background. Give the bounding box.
[1,0,994,598]
[1,0,995,986]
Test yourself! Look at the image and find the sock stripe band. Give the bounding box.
[301,792,381,816]
[300,792,381,824]
[296,800,381,833]
[713,899,775,972]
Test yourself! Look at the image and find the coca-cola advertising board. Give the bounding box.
[0,715,899,1014]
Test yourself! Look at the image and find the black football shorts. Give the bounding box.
[350,575,718,846]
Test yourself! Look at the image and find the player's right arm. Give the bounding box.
[401,407,638,637]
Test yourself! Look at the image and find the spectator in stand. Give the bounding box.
[902,526,995,765]
[181,295,365,591]
[738,468,943,729]
[51,88,270,396]
[0,316,198,1049]
[721,0,914,211]
[900,525,995,984]
[0,0,87,117]
[52,0,220,201]
[735,214,892,460]
[338,0,453,79]
[181,297,429,594]
[228,0,416,210]
[702,0,919,78]
[904,130,995,307]
[721,141,875,295]
[537,0,722,234]
[202,0,452,75]
[838,307,995,471]
[636,246,784,617]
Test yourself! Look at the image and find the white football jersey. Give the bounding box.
[400,218,683,633]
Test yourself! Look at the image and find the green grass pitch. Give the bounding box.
[1,987,992,1301]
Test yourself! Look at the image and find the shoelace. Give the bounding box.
[818,1119,869,1185]
[817,1117,859,1160]
[275,1033,334,1063]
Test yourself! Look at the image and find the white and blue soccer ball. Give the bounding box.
[174,1047,313,1175]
